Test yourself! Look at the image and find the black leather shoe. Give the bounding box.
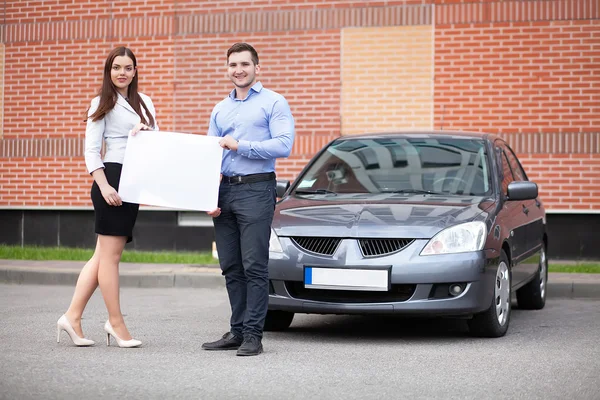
[236,336,263,356]
[201,332,243,351]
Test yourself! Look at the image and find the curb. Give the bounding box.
[545,281,600,299]
[0,262,225,289]
[0,268,226,289]
[1,264,600,299]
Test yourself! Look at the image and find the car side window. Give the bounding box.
[503,145,528,181]
[498,149,515,196]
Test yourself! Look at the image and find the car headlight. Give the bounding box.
[420,221,486,256]
[269,228,283,253]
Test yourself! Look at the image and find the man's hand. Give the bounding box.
[129,122,152,136]
[207,207,221,218]
[219,135,239,151]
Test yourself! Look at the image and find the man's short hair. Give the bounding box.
[227,42,259,65]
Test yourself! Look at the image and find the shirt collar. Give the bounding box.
[229,81,263,100]
[116,93,137,115]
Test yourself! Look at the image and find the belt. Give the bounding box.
[222,172,276,185]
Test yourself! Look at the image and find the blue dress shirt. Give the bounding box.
[207,81,295,176]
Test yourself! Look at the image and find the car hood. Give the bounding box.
[273,195,496,239]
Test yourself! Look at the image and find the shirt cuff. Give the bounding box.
[237,140,250,157]
[85,159,105,175]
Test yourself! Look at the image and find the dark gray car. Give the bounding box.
[266,131,547,337]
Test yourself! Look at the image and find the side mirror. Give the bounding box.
[507,181,538,201]
[276,180,290,198]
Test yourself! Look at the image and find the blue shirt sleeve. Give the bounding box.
[207,107,220,137]
[237,97,295,160]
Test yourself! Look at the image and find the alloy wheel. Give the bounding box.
[539,247,547,299]
[495,261,510,326]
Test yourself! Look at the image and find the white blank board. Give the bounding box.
[119,131,223,211]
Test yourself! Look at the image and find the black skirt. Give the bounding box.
[91,162,139,243]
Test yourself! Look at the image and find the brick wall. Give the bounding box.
[434,9,600,210]
[0,0,599,210]
[434,20,600,134]
[518,154,600,211]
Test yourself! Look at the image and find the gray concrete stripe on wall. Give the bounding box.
[0,133,599,158]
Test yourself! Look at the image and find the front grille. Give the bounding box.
[291,237,341,256]
[359,238,414,257]
[285,281,415,303]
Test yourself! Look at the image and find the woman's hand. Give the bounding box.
[206,175,223,217]
[99,183,123,206]
[207,207,221,218]
[129,122,152,136]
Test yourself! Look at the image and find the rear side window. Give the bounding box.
[503,146,528,181]
[499,151,515,195]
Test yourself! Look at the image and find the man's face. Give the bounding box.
[227,51,260,89]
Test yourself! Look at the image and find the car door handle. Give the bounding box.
[522,205,529,215]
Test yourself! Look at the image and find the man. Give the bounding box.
[203,43,295,356]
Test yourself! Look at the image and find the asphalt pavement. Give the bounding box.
[1,284,599,400]
[1,259,599,298]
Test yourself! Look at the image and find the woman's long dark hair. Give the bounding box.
[86,47,155,128]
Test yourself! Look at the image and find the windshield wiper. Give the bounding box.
[294,189,337,195]
[389,189,446,195]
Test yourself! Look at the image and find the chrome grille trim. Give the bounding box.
[291,237,341,256]
[359,238,414,257]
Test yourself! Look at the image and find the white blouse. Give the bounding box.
[84,93,158,173]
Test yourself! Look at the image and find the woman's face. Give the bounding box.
[110,55,136,96]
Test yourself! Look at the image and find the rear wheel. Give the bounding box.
[264,310,295,331]
[516,244,547,310]
[468,250,512,338]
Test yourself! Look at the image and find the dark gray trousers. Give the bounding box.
[213,179,276,339]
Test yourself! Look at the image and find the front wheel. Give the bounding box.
[468,250,512,338]
[516,244,547,310]
[264,310,295,331]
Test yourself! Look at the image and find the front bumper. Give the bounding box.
[268,238,499,317]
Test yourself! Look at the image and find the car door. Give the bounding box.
[494,141,530,286]
[504,144,543,278]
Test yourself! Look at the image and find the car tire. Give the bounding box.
[264,310,295,331]
[468,250,512,338]
[516,244,547,310]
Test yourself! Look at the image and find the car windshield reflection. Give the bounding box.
[293,138,492,197]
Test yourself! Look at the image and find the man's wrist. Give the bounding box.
[236,139,248,155]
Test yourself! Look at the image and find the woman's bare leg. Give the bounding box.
[63,238,101,338]
[97,234,133,340]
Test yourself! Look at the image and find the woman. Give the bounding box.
[56,47,157,348]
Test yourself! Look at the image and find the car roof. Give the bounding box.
[334,130,500,142]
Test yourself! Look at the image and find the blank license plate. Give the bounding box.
[304,267,389,291]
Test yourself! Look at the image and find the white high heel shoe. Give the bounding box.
[56,315,95,346]
[104,321,142,348]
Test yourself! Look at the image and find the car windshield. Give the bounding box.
[294,137,492,196]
